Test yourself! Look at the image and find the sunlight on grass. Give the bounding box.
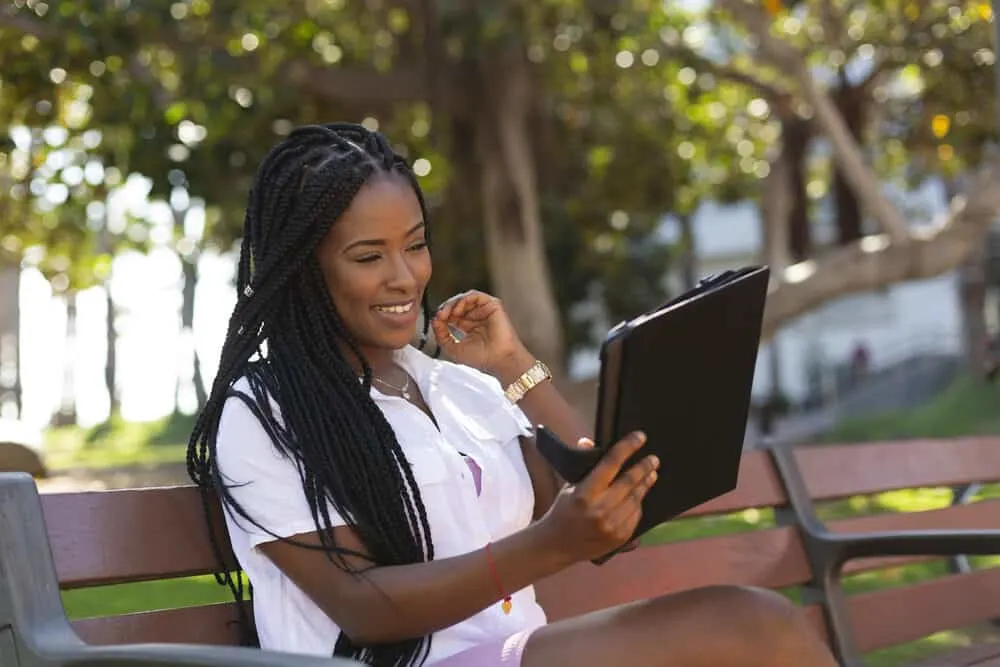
[44,413,194,471]
[63,575,234,620]
[865,629,992,667]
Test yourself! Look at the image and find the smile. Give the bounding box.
[374,302,415,314]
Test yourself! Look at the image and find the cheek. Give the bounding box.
[323,263,373,317]
[414,252,433,286]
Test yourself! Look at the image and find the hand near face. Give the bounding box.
[432,291,529,376]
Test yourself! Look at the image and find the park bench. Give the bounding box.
[3,436,1000,667]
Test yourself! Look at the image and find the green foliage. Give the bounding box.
[2,0,997,351]
[822,374,1000,443]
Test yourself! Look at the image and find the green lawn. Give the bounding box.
[44,412,193,471]
[822,374,1000,443]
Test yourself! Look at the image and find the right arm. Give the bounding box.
[259,432,659,646]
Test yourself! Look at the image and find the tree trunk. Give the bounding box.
[959,248,989,377]
[473,50,565,372]
[105,284,119,414]
[0,258,21,418]
[783,117,812,261]
[178,253,208,410]
[53,292,78,427]
[677,213,698,290]
[832,79,866,245]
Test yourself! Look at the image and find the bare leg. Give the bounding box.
[522,585,837,667]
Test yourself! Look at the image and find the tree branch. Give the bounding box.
[282,61,441,107]
[715,0,911,244]
[668,46,792,102]
[761,155,1000,339]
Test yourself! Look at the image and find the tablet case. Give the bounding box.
[535,265,770,564]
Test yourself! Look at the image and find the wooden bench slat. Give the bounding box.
[72,602,246,646]
[536,526,811,621]
[849,567,1000,652]
[798,438,1000,501]
[43,486,236,589]
[43,454,787,590]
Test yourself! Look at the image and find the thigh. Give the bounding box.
[521,585,833,667]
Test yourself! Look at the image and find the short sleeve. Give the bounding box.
[443,362,536,443]
[215,382,346,549]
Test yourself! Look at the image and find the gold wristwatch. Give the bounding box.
[503,360,552,404]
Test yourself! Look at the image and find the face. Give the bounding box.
[317,174,432,362]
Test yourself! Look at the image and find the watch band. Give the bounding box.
[503,360,552,404]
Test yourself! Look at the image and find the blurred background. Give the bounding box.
[1,0,999,484]
[6,3,1000,663]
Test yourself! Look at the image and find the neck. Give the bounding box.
[342,343,402,380]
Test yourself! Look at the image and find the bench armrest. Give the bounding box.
[825,528,1000,566]
[0,474,364,667]
[38,643,361,667]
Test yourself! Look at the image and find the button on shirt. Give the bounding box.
[215,345,549,664]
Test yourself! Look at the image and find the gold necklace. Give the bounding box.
[372,374,412,400]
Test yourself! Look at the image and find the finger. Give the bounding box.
[590,456,659,512]
[604,471,657,540]
[577,431,647,497]
[452,299,499,323]
[434,293,464,323]
[449,291,495,319]
[430,318,464,346]
[620,538,641,554]
[574,437,596,450]
[604,499,643,547]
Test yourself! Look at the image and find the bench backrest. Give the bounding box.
[39,436,1000,658]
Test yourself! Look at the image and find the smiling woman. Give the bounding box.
[187,122,837,667]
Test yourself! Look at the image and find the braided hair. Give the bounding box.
[187,123,439,667]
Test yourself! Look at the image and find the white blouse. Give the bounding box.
[215,345,548,664]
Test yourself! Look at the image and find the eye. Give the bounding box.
[356,254,381,264]
[408,240,429,252]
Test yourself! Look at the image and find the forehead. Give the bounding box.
[327,175,423,246]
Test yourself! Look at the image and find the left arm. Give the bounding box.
[492,350,590,517]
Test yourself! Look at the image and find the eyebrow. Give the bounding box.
[342,221,426,253]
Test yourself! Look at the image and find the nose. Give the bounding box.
[385,250,418,293]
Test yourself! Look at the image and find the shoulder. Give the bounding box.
[216,376,287,463]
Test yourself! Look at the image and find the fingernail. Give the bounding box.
[649,471,658,484]
[633,431,646,443]
[651,456,660,469]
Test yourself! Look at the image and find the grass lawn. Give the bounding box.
[821,374,1000,443]
[44,412,193,471]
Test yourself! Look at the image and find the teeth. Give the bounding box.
[376,303,413,314]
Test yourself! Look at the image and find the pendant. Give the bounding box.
[402,389,411,400]
[501,598,512,615]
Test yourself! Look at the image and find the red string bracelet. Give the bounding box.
[484,542,512,615]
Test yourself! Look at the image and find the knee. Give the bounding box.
[692,586,827,658]
[703,586,804,632]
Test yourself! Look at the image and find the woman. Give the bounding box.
[188,123,837,667]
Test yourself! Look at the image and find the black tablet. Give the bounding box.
[535,265,770,563]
